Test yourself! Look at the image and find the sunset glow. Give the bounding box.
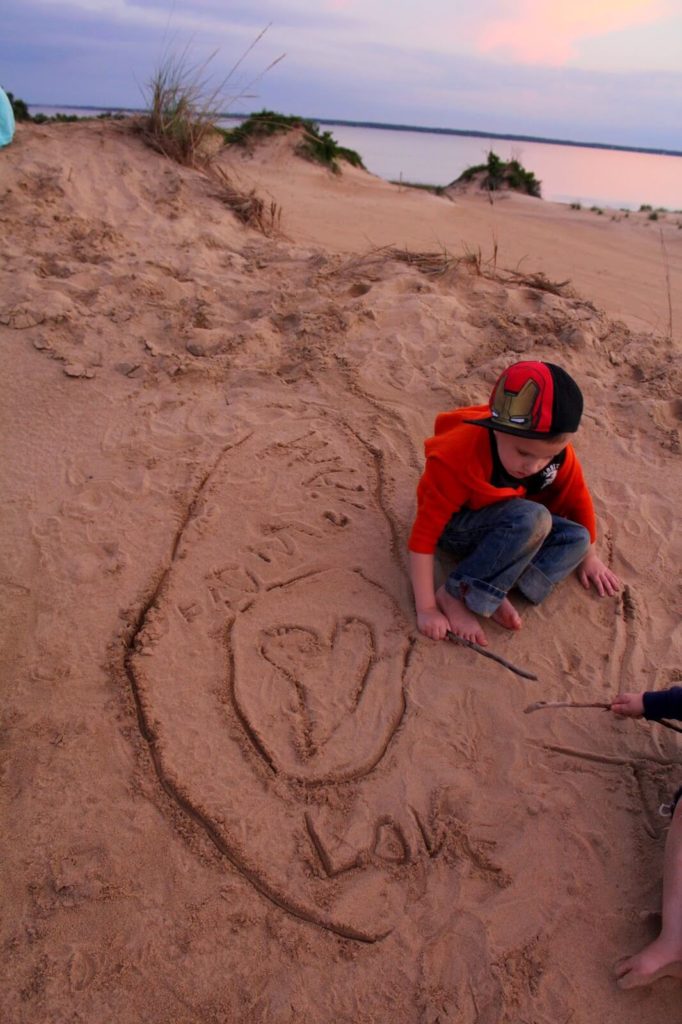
[477,0,669,63]
[2,0,681,149]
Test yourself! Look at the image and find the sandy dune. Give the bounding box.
[1,119,681,1022]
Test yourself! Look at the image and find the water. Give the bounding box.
[29,105,682,212]
[328,125,682,212]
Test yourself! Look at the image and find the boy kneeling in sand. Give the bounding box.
[408,360,619,644]
[611,687,682,989]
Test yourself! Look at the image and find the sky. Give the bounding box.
[2,0,681,150]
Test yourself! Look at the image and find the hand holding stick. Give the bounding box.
[524,699,682,734]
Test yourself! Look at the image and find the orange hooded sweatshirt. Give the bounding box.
[408,404,597,554]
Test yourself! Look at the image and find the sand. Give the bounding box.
[1,118,681,1023]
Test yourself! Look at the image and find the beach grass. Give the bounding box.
[137,43,285,234]
[141,31,284,167]
[142,50,224,165]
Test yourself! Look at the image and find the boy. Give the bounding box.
[409,360,619,645]
[611,687,682,989]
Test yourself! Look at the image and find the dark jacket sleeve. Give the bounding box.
[643,686,682,721]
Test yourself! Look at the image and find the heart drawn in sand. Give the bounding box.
[232,568,408,783]
[261,618,374,758]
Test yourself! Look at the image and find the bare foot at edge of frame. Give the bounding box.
[491,596,523,632]
[615,939,682,989]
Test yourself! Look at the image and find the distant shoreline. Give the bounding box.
[312,118,682,159]
[27,104,682,159]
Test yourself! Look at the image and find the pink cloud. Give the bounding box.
[477,0,669,64]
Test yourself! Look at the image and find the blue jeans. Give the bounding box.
[439,498,590,617]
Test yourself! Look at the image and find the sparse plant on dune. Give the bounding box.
[208,164,281,235]
[390,179,447,196]
[505,270,572,295]
[659,227,673,342]
[388,246,457,276]
[142,33,284,167]
[454,150,541,198]
[138,34,285,236]
[226,110,364,173]
[143,50,226,165]
[461,243,484,274]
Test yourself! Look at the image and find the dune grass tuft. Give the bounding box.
[139,38,285,235]
[142,50,225,166]
[207,164,281,235]
[142,32,284,167]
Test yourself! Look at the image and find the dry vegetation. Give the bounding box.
[139,41,284,234]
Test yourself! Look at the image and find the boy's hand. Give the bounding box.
[578,551,620,597]
[611,692,645,717]
[417,606,450,641]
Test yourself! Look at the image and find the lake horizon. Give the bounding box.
[27,105,682,213]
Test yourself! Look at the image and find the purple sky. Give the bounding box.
[2,0,681,149]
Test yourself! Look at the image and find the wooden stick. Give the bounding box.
[446,631,538,680]
[524,701,682,735]
[524,700,610,714]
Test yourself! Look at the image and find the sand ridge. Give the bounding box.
[1,118,681,1021]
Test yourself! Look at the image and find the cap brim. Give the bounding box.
[462,417,567,440]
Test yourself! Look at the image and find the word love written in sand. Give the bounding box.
[127,416,478,941]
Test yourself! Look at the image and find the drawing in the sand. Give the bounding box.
[126,411,500,941]
[233,576,407,782]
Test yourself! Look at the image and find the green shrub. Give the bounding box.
[226,109,364,173]
[6,90,30,121]
[506,158,541,197]
[225,110,306,143]
[32,112,83,124]
[454,150,541,197]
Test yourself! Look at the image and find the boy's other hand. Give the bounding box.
[611,692,645,717]
[417,606,451,641]
[578,551,620,597]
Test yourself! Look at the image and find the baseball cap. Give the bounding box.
[466,360,583,438]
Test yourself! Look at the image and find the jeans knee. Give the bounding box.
[574,524,591,558]
[515,500,552,543]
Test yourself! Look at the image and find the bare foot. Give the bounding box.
[435,585,488,646]
[615,939,682,989]
[491,597,522,631]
